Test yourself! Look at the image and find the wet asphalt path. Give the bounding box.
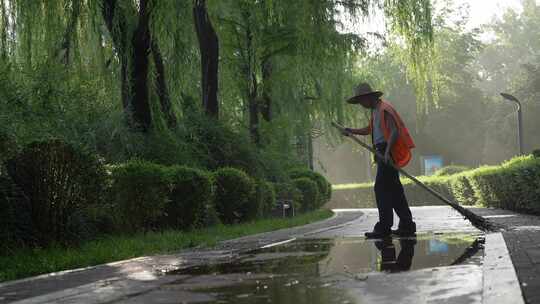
[0,207,524,304]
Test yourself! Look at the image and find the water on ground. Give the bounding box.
[170,233,484,304]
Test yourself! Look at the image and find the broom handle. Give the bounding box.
[332,122,459,208]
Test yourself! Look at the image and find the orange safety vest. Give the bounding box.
[368,100,415,168]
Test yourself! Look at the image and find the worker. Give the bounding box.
[343,83,416,238]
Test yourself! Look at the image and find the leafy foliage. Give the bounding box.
[273,182,303,211]
[434,165,471,176]
[110,160,170,233]
[336,154,540,213]
[213,167,256,224]
[5,140,107,245]
[165,166,214,230]
[0,176,32,252]
[289,168,332,205]
[293,177,320,212]
[254,180,276,218]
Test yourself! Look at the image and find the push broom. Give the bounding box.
[332,121,500,232]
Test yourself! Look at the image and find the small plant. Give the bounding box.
[533,149,540,158]
[165,166,214,230]
[110,160,170,233]
[213,167,256,224]
[293,178,320,212]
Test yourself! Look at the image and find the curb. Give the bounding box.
[483,232,524,304]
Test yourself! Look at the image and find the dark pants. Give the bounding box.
[375,238,416,272]
[373,143,414,232]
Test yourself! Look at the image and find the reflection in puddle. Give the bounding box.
[172,234,484,303]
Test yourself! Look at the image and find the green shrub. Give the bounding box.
[213,167,256,224]
[326,181,333,202]
[5,140,107,246]
[332,155,540,213]
[468,156,540,212]
[110,160,170,233]
[293,178,320,212]
[185,111,263,178]
[164,166,213,230]
[0,176,32,252]
[533,149,540,158]
[450,173,477,205]
[469,166,513,209]
[82,203,116,236]
[273,182,303,211]
[255,180,276,218]
[434,165,470,176]
[289,169,331,205]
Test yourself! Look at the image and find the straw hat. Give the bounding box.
[346,83,383,104]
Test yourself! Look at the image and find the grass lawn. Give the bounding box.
[332,183,372,190]
[0,209,333,283]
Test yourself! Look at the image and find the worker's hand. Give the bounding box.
[341,127,353,137]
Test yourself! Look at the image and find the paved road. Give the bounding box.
[0,206,527,304]
[0,211,363,304]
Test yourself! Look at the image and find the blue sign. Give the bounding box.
[428,239,449,254]
[422,155,443,176]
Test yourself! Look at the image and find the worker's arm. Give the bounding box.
[384,112,399,164]
[343,126,371,136]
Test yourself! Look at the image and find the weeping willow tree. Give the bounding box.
[0,0,435,169]
[204,0,434,165]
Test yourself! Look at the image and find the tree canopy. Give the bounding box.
[0,0,435,171]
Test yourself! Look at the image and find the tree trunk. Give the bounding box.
[151,39,177,129]
[58,0,80,65]
[261,58,272,121]
[130,0,152,132]
[193,0,219,118]
[101,0,131,111]
[102,0,154,131]
[307,132,314,170]
[242,15,260,145]
[0,0,7,61]
[249,74,260,145]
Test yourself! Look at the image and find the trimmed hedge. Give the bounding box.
[255,180,276,218]
[333,155,540,213]
[468,156,540,212]
[0,140,325,253]
[213,167,256,224]
[0,176,32,251]
[5,140,107,245]
[434,165,470,176]
[110,160,170,233]
[288,168,332,205]
[449,173,477,206]
[293,178,320,212]
[273,182,302,211]
[165,166,214,230]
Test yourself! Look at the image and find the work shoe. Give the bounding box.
[365,222,391,239]
[392,222,417,237]
[365,229,391,239]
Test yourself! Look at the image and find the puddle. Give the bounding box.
[171,233,484,303]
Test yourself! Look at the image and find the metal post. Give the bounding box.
[501,93,524,155]
[517,103,524,155]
